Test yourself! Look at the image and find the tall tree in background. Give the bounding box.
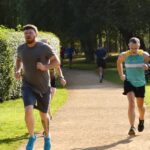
[0,0,25,27]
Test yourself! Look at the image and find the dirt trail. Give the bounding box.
[18,69,150,150]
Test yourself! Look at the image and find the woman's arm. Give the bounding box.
[56,67,66,86]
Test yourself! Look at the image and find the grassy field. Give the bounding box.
[0,87,68,150]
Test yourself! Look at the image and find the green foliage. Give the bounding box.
[16,24,23,31]
[38,32,60,56]
[0,27,60,101]
[1,0,150,60]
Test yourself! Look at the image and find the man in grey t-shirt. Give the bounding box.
[15,24,60,150]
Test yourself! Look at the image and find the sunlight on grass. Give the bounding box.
[145,85,150,105]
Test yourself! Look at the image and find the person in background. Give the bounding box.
[66,45,74,69]
[41,39,67,120]
[95,45,107,83]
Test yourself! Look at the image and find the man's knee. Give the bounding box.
[128,100,135,108]
[40,112,49,121]
[137,104,145,110]
[25,105,33,114]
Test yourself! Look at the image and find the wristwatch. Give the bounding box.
[59,76,65,80]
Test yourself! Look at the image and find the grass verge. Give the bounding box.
[0,87,68,150]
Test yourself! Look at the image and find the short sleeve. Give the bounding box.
[45,44,55,58]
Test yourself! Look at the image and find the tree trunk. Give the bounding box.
[81,32,97,62]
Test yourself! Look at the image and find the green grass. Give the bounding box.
[104,68,123,84]
[63,54,118,70]
[0,87,68,150]
[145,85,150,105]
[64,58,96,70]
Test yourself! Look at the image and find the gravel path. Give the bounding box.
[18,69,150,150]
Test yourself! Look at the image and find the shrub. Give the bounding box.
[0,27,60,101]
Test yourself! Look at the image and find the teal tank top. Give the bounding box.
[124,50,145,87]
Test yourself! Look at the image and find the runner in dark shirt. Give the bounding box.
[95,45,107,83]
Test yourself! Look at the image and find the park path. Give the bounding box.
[19,69,150,150]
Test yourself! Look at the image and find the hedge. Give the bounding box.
[0,27,60,101]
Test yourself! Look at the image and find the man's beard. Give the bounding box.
[26,38,35,44]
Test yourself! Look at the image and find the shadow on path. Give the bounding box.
[72,136,137,150]
[0,133,28,144]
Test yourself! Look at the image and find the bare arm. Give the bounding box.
[15,57,22,80]
[117,54,126,81]
[56,67,67,86]
[143,51,150,63]
[56,67,64,78]
[143,51,150,70]
[48,55,60,69]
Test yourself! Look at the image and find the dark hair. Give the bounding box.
[129,37,140,44]
[23,24,38,34]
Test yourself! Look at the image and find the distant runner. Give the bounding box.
[66,45,74,69]
[95,45,107,83]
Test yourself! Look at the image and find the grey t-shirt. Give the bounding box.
[17,42,55,93]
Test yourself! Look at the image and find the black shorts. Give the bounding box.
[68,55,73,61]
[22,83,51,113]
[123,80,145,98]
[97,59,106,68]
[51,77,56,88]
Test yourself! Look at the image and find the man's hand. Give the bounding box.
[37,62,48,71]
[60,78,67,86]
[15,71,21,80]
[120,74,126,81]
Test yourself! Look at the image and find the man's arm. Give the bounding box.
[117,54,126,81]
[56,67,67,86]
[37,54,60,71]
[15,57,22,80]
[143,51,150,70]
[56,67,64,78]
[143,51,150,63]
[49,54,60,69]
[104,51,108,60]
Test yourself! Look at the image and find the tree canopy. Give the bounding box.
[1,0,150,60]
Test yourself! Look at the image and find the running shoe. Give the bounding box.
[26,135,36,150]
[44,136,51,150]
[128,126,136,136]
[138,119,144,132]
